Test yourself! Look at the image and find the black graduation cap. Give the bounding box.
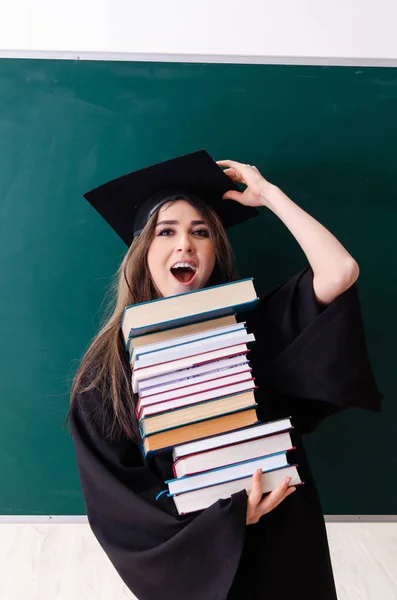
[83,150,259,246]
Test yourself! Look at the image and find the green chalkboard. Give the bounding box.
[0,58,395,515]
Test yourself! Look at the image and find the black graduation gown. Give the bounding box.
[70,267,382,600]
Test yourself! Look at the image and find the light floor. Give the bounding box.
[0,523,396,600]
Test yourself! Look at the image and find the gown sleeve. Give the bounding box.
[252,266,383,433]
[70,388,248,600]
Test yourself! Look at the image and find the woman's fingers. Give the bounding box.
[222,190,244,203]
[217,158,275,208]
[218,161,251,180]
[222,168,241,182]
[247,469,263,507]
[217,159,249,171]
[258,479,296,514]
[217,159,240,168]
[246,472,297,525]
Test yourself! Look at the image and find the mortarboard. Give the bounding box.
[83,150,259,246]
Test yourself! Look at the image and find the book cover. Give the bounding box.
[121,277,258,346]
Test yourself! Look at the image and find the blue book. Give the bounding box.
[121,278,258,349]
[166,451,290,496]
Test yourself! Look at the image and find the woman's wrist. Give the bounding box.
[258,183,283,210]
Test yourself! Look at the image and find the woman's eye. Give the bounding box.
[192,229,210,238]
[157,228,209,238]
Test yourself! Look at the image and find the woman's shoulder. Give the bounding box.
[70,384,105,435]
[73,385,103,415]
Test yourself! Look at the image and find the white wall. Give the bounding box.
[1,0,397,64]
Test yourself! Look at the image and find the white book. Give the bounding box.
[137,356,249,394]
[174,431,294,477]
[140,369,254,404]
[131,322,246,358]
[168,452,290,495]
[172,465,302,515]
[173,418,293,460]
[131,344,249,392]
[139,363,251,398]
[133,331,255,368]
[139,380,256,418]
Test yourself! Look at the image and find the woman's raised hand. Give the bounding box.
[217,160,276,208]
[246,469,297,525]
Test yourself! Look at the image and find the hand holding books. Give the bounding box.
[246,471,296,525]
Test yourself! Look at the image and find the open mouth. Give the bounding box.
[170,262,197,285]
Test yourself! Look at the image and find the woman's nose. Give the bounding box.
[176,233,194,253]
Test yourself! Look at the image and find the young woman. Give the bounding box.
[68,153,382,600]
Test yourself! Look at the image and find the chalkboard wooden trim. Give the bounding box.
[0,515,396,523]
[0,50,397,67]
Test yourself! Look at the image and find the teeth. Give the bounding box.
[171,262,197,272]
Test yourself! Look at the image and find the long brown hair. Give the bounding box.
[66,197,239,441]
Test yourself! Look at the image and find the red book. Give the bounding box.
[136,376,256,419]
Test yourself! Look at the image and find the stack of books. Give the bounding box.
[167,417,301,514]
[121,279,302,514]
[122,278,259,454]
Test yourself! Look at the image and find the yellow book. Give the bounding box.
[143,408,258,454]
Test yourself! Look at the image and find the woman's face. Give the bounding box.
[147,200,216,297]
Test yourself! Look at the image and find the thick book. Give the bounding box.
[172,417,293,459]
[131,344,250,392]
[139,391,258,436]
[121,278,258,346]
[129,317,243,360]
[137,375,256,417]
[167,451,290,495]
[173,430,294,477]
[132,331,255,369]
[171,465,302,515]
[137,355,250,395]
[143,408,259,454]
